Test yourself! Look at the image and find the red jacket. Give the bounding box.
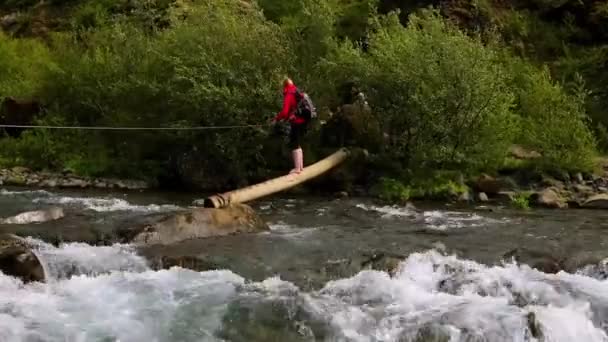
[274,83,306,125]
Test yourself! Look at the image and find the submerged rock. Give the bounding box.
[1,207,64,224]
[0,234,45,283]
[121,203,269,245]
[502,247,564,274]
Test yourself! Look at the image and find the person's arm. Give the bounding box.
[274,92,295,122]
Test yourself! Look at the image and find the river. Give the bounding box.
[0,186,607,341]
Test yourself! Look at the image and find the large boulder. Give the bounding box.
[582,194,608,209]
[1,207,64,225]
[473,174,503,195]
[533,188,567,209]
[119,203,269,245]
[0,234,45,283]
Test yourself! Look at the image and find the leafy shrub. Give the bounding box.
[0,32,55,99]
[35,0,290,183]
[506,58,597,172]
[320,10,517,172]
[370,177,411,203]
[511,191,532,210]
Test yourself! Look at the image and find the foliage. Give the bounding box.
[28,0,289,182]
[511,191,532,210]
[0,32,55,100]
[0,0,602,195]
[506,58,597,172]
[370,177,411,203]
[320,10,518,172]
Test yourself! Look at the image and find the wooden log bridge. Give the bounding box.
[203,148,351,208]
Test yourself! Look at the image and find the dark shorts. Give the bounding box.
[289,122,307,149]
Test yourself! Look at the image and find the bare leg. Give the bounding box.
[289,148,303,175]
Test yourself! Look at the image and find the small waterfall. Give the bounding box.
[25,238,149,281]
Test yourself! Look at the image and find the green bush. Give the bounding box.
[506,58,597,172]
[511,191,532,210]
[35,0,290,181]
[0,32,55,100]
[320,10,517,172]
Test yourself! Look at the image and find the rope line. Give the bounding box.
[0,123,270,131]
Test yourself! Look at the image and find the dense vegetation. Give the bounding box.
[0,0,604,196]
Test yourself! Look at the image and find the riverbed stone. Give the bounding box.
[502,247,564,274]
[473,174,502,195]
[1,207,64,225]
[121,203,269,245]
[477,192,489,202]
[573,184,594,194]
[582,194,608,209]
[0,234,45,283]
[533,188,567,209]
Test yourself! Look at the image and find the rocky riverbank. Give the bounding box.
[469,169,608,210]
[0,167,149,190]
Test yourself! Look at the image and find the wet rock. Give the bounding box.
[39,178,58,187]
[573,184,594,195]
[0,234,45,283]
[527,312,543,339]
[582,194,608,209]
[60,178,90,188]
[477,192,489,202]
[120,204,269,245]
[5,174,27,186]
[1,207,64,225]
[541,176,565,190]
[473,174,502,195]
[562,251,608,273]
[359,251,405,275]
[502,247,564,274]
[533,188,567,209]
[335,191,349,199]
[148,255,221,272]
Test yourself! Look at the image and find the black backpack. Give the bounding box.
[292,88,317,122]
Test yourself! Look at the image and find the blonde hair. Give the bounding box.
[283,77,293,87]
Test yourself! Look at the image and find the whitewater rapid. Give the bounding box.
[1,240,607,342]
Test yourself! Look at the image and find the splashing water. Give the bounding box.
[32,196,181,212]
[356,204,503,230]
[1,241,608,342]
[24,238,149,280]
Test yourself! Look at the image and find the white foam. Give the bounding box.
[1,243,607,341]
[355,204,418,218]
[0,189,52,197]
[32,196,181,212]
[356,204,501,230]
[306,251,608,341]
[0,268,243,342]
[268,222,318,238]
[26,239,149,280]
